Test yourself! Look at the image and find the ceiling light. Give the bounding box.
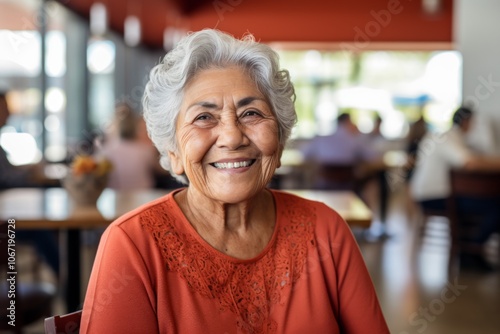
[422,0,442,15]
[124,15,141,47]
[90,2,107,36]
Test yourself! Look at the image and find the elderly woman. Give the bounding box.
[81,29,389,333]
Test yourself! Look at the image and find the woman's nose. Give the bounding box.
[216,120,249,150]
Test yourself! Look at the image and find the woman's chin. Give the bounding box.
[206,182,267,204]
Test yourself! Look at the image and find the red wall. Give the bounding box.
[187,0,453,44]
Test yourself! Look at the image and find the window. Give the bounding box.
[277,49,462,139]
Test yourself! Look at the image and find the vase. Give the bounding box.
[62,173,109,215]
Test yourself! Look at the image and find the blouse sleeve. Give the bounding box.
[80,223,159,334]
[319,204,390,333]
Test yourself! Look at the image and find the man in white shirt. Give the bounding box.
[410,107,500,271]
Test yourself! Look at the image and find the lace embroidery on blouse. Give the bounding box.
[140,193,316,334]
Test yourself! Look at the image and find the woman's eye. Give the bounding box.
[194,114,211,121]
[242,110,261,117]
[193,113,217,127]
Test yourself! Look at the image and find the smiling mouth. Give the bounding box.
[210,160,256,169]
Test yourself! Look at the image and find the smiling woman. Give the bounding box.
[80,29,390,334]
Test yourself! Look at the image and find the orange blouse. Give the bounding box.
[81,189,389,333]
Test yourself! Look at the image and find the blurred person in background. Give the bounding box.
[302,112,383,211]
[410,106,500,271]
[402,109,429,220]
[366,113,392,156]
[405,113,428,181]
[303,112,380,166]
[97,103,162,190]
[368,113,383,139]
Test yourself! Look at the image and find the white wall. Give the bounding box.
[454,0,500,154]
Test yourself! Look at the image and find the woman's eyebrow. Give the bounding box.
[236,96,266,108]
[187,96,266,112]
[187,101,218,112]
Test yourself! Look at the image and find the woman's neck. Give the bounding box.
[174,187,276,259]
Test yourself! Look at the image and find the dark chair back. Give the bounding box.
[449,169,500,198]
[447,169,500,273]
[317,164,357,190]
[448,169,500,229]
[44,310,82,334]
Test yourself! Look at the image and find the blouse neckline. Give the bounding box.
[168,187,281,264]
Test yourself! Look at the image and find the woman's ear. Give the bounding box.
[277,144,283,169]
[168,151,184,175]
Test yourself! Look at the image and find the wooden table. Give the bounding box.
[0,187,372,312]
[1,187,371,228]
[0,188,166,312]
[285,189,372,228]
[0,188,165,228]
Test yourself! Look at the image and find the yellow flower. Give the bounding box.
[95,159,113,176]
[70,155,113,176]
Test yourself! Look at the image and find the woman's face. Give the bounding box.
[169,66,281,203]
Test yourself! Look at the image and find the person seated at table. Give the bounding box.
[80,29,389,333]
[96,102,161,190]
[405,112,428,181]
[410,106,500,271]
[302,112,382,212]
[366,113,392,156]
[0,91,60,277]
[303,113,380,168]
[370,113,383,137]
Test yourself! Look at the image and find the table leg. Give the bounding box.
[66,229,81,312]
[364,170,391,241]
[378,170,388,224]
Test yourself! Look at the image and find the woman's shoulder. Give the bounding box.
[107,190,183,237]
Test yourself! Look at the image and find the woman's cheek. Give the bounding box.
[183,131,213,164]
[254,125,280,156]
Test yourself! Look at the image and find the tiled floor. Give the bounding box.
[7,186,500,334]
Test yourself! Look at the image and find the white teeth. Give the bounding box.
[214,160,252,169]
